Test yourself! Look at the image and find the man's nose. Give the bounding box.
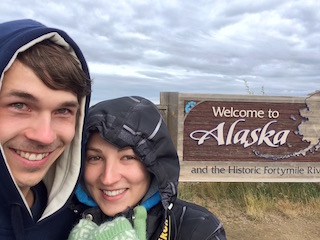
[25,113,57,145]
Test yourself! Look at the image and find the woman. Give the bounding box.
[69,96,226,240]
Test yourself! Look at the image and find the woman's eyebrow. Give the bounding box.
[118,146,132,152]
[86,147,102,153]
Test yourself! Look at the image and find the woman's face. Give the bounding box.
[84,133,150,216]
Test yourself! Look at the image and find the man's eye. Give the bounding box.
[57,108,71,115]
[11,103,29,111]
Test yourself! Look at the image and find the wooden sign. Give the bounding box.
[160,92,320,182]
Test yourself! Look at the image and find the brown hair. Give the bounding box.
[17,39,91,102]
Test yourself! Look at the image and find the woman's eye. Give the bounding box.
[86,156,101,161]
[123,155,139,161]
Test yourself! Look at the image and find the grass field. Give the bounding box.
[178,182,320,240]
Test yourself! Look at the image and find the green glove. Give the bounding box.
[68,206,147,240]
[68,219,98,240]
[94,217,139,240]
[133,206,147,240]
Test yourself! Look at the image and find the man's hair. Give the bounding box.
[17,39,91,102]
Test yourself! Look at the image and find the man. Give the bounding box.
[0,19,91,239]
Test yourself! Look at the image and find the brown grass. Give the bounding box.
[178,182,320,240]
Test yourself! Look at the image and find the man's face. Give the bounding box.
[0,60,79,196]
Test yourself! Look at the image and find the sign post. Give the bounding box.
[160,92,320,182]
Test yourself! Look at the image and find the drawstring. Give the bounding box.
[168,204,177,240]
[11,204,25,240]
[177,206,186,236]
[161,203,177,240]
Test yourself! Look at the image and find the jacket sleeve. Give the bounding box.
[174,199,227,240]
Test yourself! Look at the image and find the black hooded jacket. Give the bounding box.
[73,96,226,239]
[0,19,91,239]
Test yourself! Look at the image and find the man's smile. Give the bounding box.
[15,149,49,161]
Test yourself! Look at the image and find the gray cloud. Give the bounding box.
[1,0,319,104]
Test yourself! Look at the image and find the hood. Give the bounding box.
[0,19,91,221]
[85,96,180,210]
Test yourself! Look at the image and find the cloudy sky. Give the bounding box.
[1,0,319,104]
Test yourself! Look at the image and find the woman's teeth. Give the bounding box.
[103,189,126,197]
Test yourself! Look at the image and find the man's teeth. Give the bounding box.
[16,150,49,161]
[103,189,126,197]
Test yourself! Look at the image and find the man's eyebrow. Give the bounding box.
[60,101,80,109]
[7,90,38,102]
[6,90,79,108]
